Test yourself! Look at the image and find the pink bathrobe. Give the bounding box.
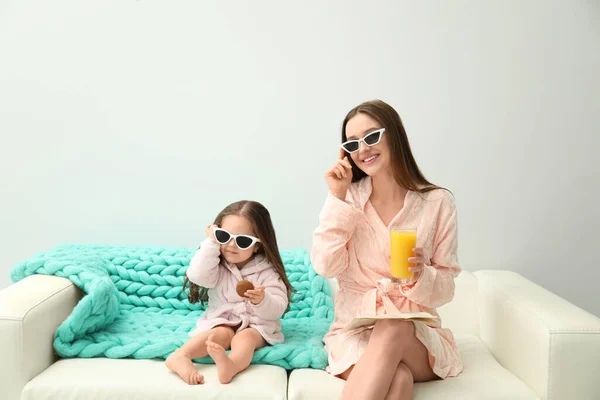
[186,238,288,345]
[312,177,463,378]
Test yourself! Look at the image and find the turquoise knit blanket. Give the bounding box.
[10,244,334,370]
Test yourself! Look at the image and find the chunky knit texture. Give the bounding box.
[11,244,334,369]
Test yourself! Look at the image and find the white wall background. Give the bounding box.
[1,1,598,316]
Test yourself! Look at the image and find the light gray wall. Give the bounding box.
[1,0,598,316]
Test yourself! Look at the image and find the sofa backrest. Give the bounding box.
[438,270,479,337]
[327,270,479,337]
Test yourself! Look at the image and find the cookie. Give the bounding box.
[236,280,254,298]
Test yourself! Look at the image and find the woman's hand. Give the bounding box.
[408,248,425,281]
[245,286,265,305]
[205,224,218,241]
[325,149,353,201]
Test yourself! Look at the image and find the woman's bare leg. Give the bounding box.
[384,363,414,400]
[339,321,436,400]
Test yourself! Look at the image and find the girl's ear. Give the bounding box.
[254,243,261,253]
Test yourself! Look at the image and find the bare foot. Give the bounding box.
[166,352,204,385]
[206,335,237,384]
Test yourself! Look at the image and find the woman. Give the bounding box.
[311,99,463,400]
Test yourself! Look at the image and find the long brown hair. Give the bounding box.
[183,200,293,309]
[342,99,442,193]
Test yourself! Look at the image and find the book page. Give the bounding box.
[343,312,440,332]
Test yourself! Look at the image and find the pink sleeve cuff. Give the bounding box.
[320,192,363,229]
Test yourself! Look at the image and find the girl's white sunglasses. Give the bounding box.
[341,128,385,153]
[213,227,261,249]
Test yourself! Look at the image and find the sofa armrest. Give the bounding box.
[475,270,600,400]
[0,275,82,400]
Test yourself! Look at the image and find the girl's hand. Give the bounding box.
[408,248,425,281]
[205,224,218,241]
[325,149,353,201]
[245,286,265,305]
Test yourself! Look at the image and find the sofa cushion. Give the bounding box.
[288,335,540,400]
[437,271,479,337]
[21,358,287,400]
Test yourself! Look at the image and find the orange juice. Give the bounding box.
[390,228,417,279]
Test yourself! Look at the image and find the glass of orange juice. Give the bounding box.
[390,227,417,282]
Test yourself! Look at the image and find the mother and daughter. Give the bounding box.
[166,99,463,400]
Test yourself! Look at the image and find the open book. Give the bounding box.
[343,312,440,332]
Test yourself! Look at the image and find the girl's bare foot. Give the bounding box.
[206,335,237,384]
[166,352,204,385]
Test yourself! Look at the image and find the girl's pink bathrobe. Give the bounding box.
[312,177,463,378]
[186,238,288,345]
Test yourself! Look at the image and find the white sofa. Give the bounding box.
[1,270,599,400]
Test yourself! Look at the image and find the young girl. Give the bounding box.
[312,100,463,400]
[166,200,293,385]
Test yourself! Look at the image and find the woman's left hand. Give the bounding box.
[245,286,265,305]
[408,248,425,280]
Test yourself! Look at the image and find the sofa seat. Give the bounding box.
[288,335,540,400]
[21,358,288,400]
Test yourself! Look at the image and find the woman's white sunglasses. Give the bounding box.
[213,227,261,249]
[341,128,385,153]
